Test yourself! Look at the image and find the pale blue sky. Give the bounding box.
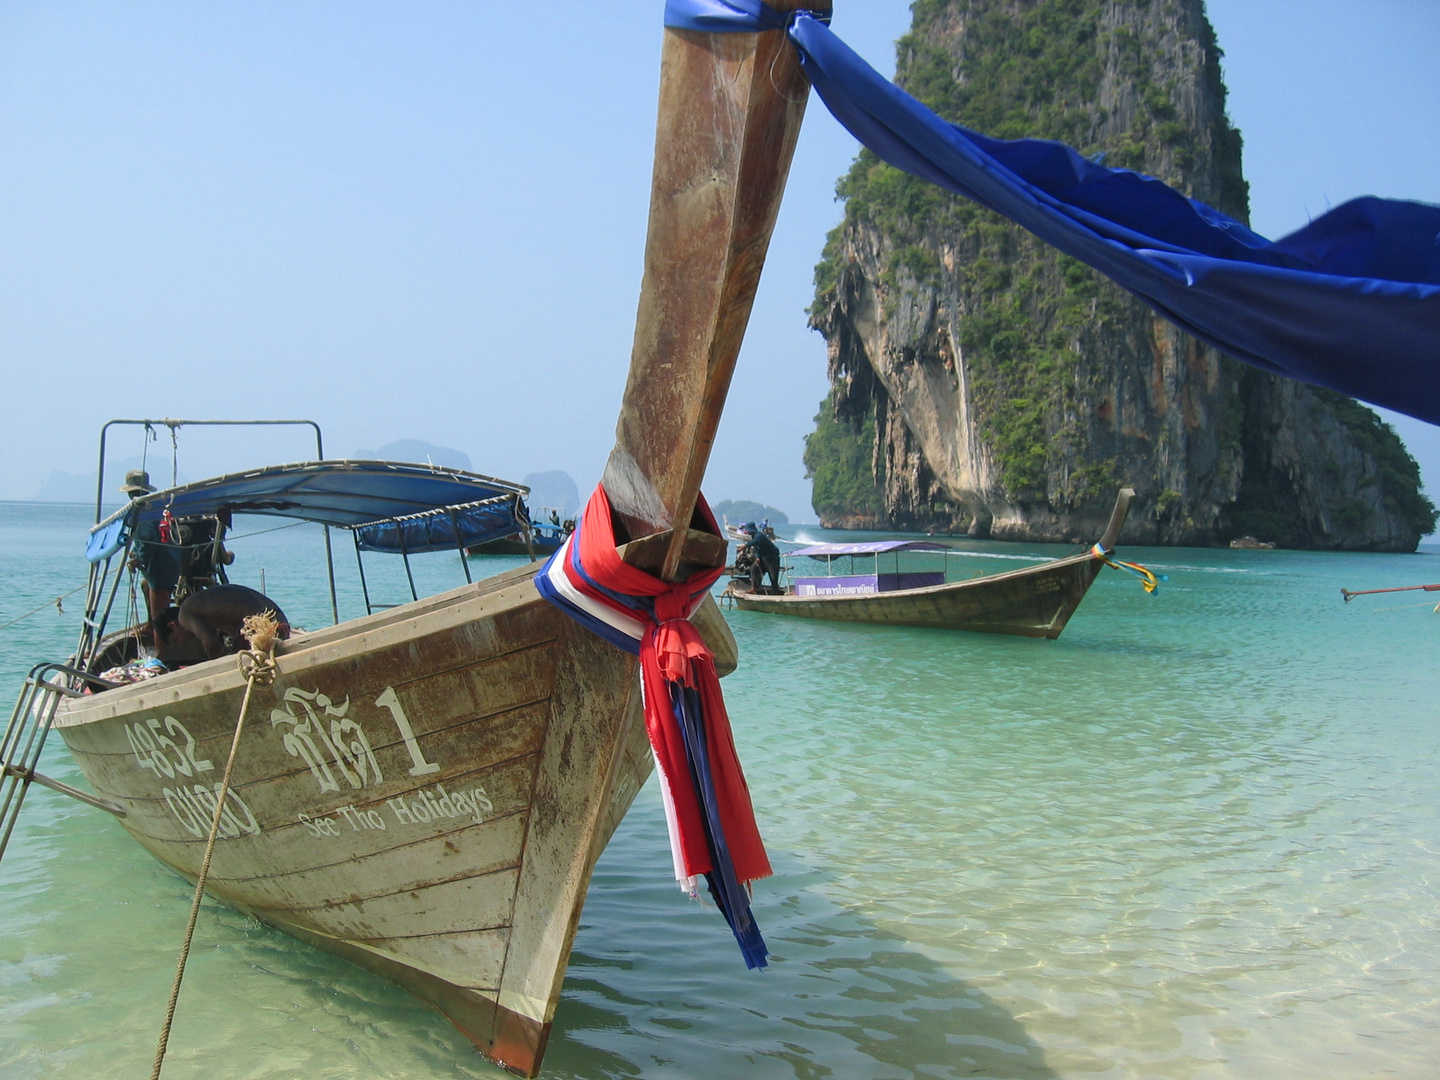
[2,2,1436,525]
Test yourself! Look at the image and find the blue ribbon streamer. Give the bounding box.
[671,681,769,968]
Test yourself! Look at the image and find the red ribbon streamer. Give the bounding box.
[574,485,771,885]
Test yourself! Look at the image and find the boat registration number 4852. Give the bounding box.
[122,683,443,841]
[124,715,260,839]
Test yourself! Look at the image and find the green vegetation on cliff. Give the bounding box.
[805,0,1429,548]
[1231,390,1437,543]
[817,0,1244,498]
[1314,392,1436,536]
[812,0,1244,502]
[804,395,885,524]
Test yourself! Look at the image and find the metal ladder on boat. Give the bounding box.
[0,662,125,868]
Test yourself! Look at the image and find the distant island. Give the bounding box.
[32,437,474,505]
[349,439,472,472]
[28,440,594,529]
[712,499,788,527]
[522,471,580,517]
[34,456,191,505]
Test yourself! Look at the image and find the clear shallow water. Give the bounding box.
[1,500,1437,1078]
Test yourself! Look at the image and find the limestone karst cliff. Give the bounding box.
[806,0,1434,549]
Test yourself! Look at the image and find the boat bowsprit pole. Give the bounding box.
[1342,583,1440,602]
[536,0,826,967]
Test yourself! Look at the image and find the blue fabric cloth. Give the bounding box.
[352,498,524,555]
[670,681,769,968]
[663,0,826,31]
[664,0,1440,426]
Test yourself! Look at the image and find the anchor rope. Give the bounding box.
[0,585,87,633]
[150,613,280,1080]
[1364,599,1440,614]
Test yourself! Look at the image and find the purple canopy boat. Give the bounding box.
[726,488,1135,639]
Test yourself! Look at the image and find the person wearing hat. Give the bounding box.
[119,469,154,499]
[122,471,181,624]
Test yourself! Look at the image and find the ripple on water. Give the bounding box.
[2,509,1439,1078]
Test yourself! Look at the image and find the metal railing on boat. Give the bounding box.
[0,662,127,870]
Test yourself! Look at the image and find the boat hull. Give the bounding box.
[54,563,735,1077]
[729,550,1104,638]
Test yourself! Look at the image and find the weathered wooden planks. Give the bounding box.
[56,558,739,1076]
[54,570,631,1072]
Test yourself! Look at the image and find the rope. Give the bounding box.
[223,520,307,542]
[1365,599,1440,614]
[149,613,280,1080]
[0,585,87,633]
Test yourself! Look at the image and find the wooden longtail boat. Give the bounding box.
[466,528,564,558]
[8,8,821,1077]
[727,488,1135,639]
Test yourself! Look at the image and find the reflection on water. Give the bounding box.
[1,503,1438,1078]
[552,813,1057,1080]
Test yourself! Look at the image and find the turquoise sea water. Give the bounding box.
[2,500,1437,1079]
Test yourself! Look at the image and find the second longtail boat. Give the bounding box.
[727,489,1141,638]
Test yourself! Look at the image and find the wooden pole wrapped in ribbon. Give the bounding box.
[535,0,822,967]
[537,485,771,966]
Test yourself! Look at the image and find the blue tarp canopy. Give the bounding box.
[666,1,1440,426]
[88,461,528,560]
[789,540,952,558]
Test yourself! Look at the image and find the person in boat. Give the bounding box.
[152,584,291,663]
[175,510,235,588]
[732,539,756,582]
[122,470,182,624]
[743,526,781,594]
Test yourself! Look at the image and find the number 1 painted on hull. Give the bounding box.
[374,686,440,776]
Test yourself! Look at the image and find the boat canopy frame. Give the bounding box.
[786,539,962,583]
[75,419,536,668]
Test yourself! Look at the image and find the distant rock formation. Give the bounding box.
[34,470,100,504]
[712,500,790,527]
[34,456,190,504]
[351,439,472,472]
[806,0,1435,550]
[523,471,580,516]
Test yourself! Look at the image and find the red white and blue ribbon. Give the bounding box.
[535,483,772,968]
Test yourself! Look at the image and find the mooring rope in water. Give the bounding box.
[1363,598,1440,614]
[0,585,87,634]
[150,612,281,1080]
